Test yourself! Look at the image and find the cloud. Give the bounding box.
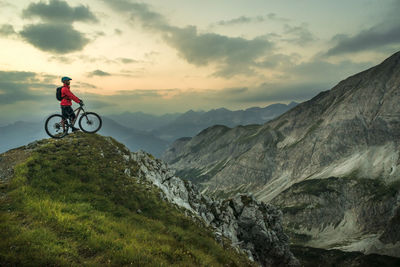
[17,1,96,54]
[20,23,90,54]
[287,59,371,83]
[266,13,290,22]
[74,81,97,89]
[213,58,373,104]
[254,53,299,69]
[48,55,75,63]
[104,0,168,30]
[117,57,138,64]
[104,0,275,77]
[227,82,328,103]
[0,1,12,8]
[283,23,315,45]
[326,24,400,56]
[87,69,111,77]
[164,26,273,77]
[216,15,265,26]
[0,24,16,36]
[82,99,113,109]
[214,13,289,26]
[23,0,98,23]
[0,71,56,104]
[325,1,400,56]
[0,71,37,82]
[219,87,249,94]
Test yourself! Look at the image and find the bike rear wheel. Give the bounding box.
[45,114,69,138]
[79,112,102,133]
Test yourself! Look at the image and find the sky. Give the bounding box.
[0,0,399,124]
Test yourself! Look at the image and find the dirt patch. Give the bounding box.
[0,148,32,183]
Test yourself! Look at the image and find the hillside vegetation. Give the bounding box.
[0,133,253,266]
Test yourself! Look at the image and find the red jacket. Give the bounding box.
[61,85,80,106]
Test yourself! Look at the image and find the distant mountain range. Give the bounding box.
[0,121,48,153]
[152,102,299,141]
[108,111,181,132]
[1,102,297,157]
[162,51,400,257]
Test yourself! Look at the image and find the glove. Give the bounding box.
[79,100,84,106]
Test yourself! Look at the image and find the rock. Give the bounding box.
[131,151,299,266]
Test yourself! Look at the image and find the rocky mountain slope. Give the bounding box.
[0,133,297,266]
[162,51,400,256]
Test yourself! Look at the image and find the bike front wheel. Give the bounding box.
[45,114,69,138]
[79,112,102,133]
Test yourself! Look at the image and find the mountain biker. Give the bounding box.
[60,76,83,132]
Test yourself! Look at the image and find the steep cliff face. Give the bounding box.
[272,176,400,257]
[0,133,297,266]
[162,51,400,256]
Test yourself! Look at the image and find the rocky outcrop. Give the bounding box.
[162,51,400,256]
[271,177,400,257]
[132,150,299,266]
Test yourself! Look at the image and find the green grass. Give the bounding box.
[0,133,253,266]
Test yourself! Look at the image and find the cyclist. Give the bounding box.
[60,76,83,132]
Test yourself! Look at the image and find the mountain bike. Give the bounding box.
[45,103,102,139]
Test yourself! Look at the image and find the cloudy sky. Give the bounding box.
[0,0,399,124]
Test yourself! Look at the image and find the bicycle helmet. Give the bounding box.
[61,76,72,83]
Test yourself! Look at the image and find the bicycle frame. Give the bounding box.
[71,105,84,126]
[62,105,86,128]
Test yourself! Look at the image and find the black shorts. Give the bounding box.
[61,106,76,121]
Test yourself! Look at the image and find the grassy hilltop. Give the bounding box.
[0,133,253,266]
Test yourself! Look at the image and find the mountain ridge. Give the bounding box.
[162,51,400,256]
[149,102,298,142]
